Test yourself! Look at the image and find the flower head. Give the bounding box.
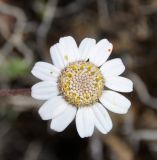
[31,36,133,138]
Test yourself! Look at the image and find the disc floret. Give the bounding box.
[58,61,105,107]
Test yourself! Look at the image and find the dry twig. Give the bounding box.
[0,2,34,65]
[129,72,157,110]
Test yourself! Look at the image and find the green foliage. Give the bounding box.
[1,58,30,79]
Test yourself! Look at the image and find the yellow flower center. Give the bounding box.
[58,61,105,107]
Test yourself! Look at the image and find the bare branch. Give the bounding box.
[131,130,157,141]
[0,2,34,65]
[37,0,58,59]
[23,142,42,160]
[128,72,157,109]
[89,132,104,160]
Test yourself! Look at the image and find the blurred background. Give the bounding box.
[0,0,157,160]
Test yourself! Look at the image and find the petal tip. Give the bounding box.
[38,109,48,121]
[50,122,64,132]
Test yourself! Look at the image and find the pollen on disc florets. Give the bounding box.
[58,61,105,107]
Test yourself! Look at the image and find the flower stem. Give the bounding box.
[0,88,31,96]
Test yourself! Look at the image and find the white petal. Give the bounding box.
[100,58,125,77]
[99,90,131,114]
[38,96,64,120]
[31,81,59,100]
[50,43,66,69]
[31,62,60,81]
[51,103,67,118]
[92,103,112,134]
[79,38,96,61]
[76,107,94,138]
[105,76,133,92]
[50,105,76,132]
[50,36,79,68]
[89,39,113,66]
[59,36,79,63]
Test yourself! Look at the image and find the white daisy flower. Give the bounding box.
[31,36,133,138]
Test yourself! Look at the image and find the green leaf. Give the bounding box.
[1,58,30,79]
